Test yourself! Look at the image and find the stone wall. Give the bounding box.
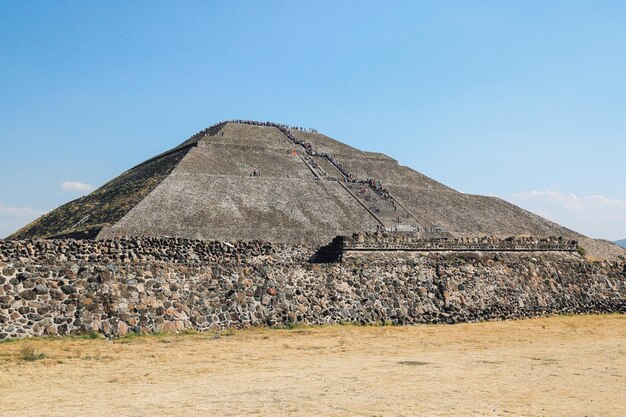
[0,238,624,339]
[0,238,303,265]
[343,232,578,252]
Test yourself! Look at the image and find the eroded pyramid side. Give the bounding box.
[9,146,192,240]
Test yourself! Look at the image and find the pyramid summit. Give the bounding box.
[9,120,625,260]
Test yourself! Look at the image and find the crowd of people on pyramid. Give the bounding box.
[194,119,397,206]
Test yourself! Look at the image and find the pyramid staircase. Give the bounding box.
[269,124,450,236]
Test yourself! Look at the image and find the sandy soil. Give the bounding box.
[0,315,624,417]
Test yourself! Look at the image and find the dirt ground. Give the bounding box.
[0,315,624,417]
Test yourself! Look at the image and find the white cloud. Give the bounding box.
[0,203,47,238]
[511,191,626,241]
[61,181,94,192]
[0,204,41,218]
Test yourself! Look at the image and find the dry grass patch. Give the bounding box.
[18,346,46,362]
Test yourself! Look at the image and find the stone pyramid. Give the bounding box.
[9,121,625,260]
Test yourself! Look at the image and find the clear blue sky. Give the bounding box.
[1,1,625,239]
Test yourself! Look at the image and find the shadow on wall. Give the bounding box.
[310,236,344,263]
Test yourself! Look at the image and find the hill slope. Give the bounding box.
[616,239,626,249]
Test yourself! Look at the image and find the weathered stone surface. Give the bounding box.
[60,285,76,295]
[0,237,623,339]
[18,290,37,301]
[117,321,128,337]
[35,284,48,294]
[0,238,288,266]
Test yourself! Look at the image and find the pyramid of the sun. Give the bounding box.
[9,121,624,259]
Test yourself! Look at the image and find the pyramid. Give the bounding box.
[9,121,625,260]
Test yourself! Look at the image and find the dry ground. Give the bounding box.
[0,315,624,417]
